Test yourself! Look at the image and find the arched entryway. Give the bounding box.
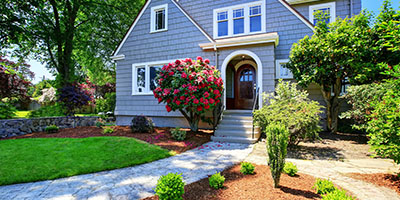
[221,50,263,110]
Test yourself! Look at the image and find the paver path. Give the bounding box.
[245,141,400,200]
[0,142,253,200]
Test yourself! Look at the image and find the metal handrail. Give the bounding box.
[251,87,260,139]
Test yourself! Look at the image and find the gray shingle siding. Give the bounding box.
[292,0,362,21]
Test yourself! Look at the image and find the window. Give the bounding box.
[217,11,229,37]
[309,2,336,25]
[275,59,293,79]
[150,4,168,33]
[213,1,266,38]
[132,62,168,95]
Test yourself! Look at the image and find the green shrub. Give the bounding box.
[154,173,185,200]
[322,189,355,200]
[313,179,337,195]
[254,80,322,146]
[102,127,114,134]
[45,125,59,134]
[171,127,186,141]
[131,115,154,133]
[0,102,17,119]
[209,172,225,189]
[96,92,116,113]
[240,162,255,175]
[95,118,106,128]
[283,162,298,177]
[266,123,289,188]
[28,104,66,118]
[365,77,400,164]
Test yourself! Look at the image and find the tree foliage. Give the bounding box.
[285,11,384,133]
[153,57,223,132]
[1,0,144,86]
[0,56,33,100]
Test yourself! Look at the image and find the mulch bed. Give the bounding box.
[144,164,321,200]
[2,126,212,154]
[347,173,400,195]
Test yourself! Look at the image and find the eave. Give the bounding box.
[199,32,279,50]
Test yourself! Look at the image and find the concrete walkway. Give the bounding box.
[245,142,400,200]
[0,142,253,200]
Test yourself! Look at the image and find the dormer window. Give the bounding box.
[309,2,336,25]
[150,4,168,33]
[213,1,266,39]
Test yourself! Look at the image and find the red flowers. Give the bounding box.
[213,89,220,95]
[166,105,172,112]
[193,99,199,104]
[204,92,210,98]
[169,71,174,76]
[197,106,203,111]
[181,72,187,78]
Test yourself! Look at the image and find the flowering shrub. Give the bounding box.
[57,83,93,116]
[153,57,223,131]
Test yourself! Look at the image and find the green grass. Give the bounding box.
[14,111,31,118]
[0,137,172,186]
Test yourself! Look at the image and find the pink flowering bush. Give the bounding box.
[153,57,223,131]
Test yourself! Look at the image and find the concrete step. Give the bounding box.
[224,109,253,116]
[217,124,258,132]
[214,129,260,138]
[211,136,259,144]
[220,119,253,126]
[223,115,253,121]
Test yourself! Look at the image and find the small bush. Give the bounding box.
[283,162,298,177]
[322,189,355,200]
[155,173,185,200]
[0,102,17,119]
[131,115,154,133]
[96,92,116,113]
[95,118,106,128]
[28,104,66,118]
[45,125,59,134]
[240,162,255,175]
[102,127,114,134]
[254,80,322,146]
[209,172,225,189]
[266,123,289,188]
[171,127,186,141]
[313,179,337,195]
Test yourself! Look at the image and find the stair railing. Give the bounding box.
[251,87,260,139]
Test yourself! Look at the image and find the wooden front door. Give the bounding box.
[234,65,256,109]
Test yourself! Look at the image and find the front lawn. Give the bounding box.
[0,137,172,186]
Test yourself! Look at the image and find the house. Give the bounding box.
[111,0,361,143]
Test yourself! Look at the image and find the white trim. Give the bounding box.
[309,2,336,25]
[275,59,293,79]
[171,0,214,43]
[286,0,320,5]
[111,54,125,61]
[132,59,178,96]
[150,4,168,33]
[221,50,263,109]
[213,0,266,39]
[199,32,279,50]
[113,0,152,56]
[278,0,314,31]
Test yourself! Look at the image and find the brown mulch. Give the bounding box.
[347,173,400,195]
[143,164,321,200]
[2,126,212,154]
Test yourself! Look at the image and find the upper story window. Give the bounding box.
[150,4,168,33]
[309,2,336,25]
[132,62,167,95]
[275,59,293,79]
[213,1,266,39]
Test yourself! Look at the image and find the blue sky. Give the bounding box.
[27,0,400,84]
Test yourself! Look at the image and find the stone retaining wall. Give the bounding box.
[0,116,99,138]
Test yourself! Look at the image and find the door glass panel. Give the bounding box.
[239,68,254,99]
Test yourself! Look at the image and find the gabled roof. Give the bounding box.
[279,0,315,30]
[112,0,214,57]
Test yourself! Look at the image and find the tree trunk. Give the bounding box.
[321,78,342,133]
[179,109,200,132]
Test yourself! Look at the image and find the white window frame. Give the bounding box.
[213,0,266,39]
[275,59,293,79]
[132,60,174,95]
[309,2,336,25]
[150,4,168,33]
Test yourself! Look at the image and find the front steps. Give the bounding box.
[212,110,260,144]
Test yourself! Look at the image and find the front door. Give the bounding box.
[234,65,256,109]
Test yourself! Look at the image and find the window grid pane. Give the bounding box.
[155,9,165,30]
[217,11,228,21]
[250,5,261,16]
[137,67,146,93]
[313,7,331,25]
[218,21,228,36]
[250,15,261,32]
[233,8,244,18]
[234,18,244,34]
[150,66,162,91]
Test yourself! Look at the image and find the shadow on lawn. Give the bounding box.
[287,145,345,160]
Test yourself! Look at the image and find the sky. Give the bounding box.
[26,0,400,84]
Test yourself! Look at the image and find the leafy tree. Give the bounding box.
[153,57,223,132]
[57,83,93,116]
[285,12,382,133]
[0,56,33,100]
[1,0,144,87]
